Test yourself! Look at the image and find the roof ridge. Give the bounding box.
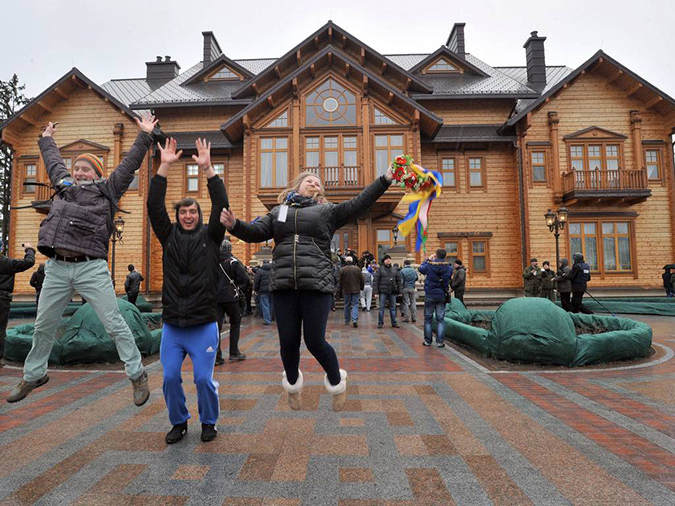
[233,57,278,61]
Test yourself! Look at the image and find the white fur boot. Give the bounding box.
[282,370,303,411]
[324,369,348,412]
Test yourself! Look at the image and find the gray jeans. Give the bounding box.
[23,258,144,382]
[401,287,417,320]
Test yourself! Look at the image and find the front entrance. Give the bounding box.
[331,225,358,255]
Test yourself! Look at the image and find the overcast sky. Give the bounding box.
[2,0,674,100]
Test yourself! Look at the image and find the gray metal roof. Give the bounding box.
[165,130,234,150]
[425,124,515,143]
[235,58,277,75]
[101,78,155,106]
[385,54,429,71]
[495,66,573,94]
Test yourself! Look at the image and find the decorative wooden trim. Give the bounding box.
[548,111,561,193]
[438,231,493,238]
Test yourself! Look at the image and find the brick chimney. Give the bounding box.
[524,31,547,92]
[146,55,180,86]
[203,31,223,63]
[445,23,466,58]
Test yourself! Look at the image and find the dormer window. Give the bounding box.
[207,65,242,81]
[425,57,459,74]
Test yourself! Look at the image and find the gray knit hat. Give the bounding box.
[220,239,232,254]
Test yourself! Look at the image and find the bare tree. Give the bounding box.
[0,75,30,252]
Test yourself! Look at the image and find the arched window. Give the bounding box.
[305,78,357,127]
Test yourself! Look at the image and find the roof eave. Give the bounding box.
[130,99,253,109]
[412,92,539,100]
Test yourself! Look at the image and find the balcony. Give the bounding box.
[561,169,651,206]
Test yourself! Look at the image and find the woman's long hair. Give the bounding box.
[277,171,328,204]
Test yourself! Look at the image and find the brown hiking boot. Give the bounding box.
[130,370,150,406]
[7,374,50,403]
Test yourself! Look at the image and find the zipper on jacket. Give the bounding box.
[293,208,298,290]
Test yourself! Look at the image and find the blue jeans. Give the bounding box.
[378,293,398,326]
[259,293,272,324]
[424,298,446,344]
[344,293,360,323]
[160,322,220,426]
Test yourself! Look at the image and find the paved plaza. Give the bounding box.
[1,310,674,505]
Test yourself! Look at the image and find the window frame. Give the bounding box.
[422,56,461,74]
[565,140,626,172]
[444,241,459,265]
[301,133,360,169]
[206,65,244,82]
[21,161,38,197]
[184,162,200,195]
[259,136,289,189]
[373,133,406,178]
[303,76,359,128]
[567,219,637,276]
[466,154,486,191]
[440,156,458,189]
[468,238,490,276]
[530,149,548,184]
[643,145,664,182]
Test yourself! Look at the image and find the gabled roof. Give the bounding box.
[59,139,110,151]
[0,68,140,138]
[221,45,444,143]
[506,50,675,127]
[183,54,255,85]
[563,126,627,140]
[230,20,433,100]
[165,130,235,150]
[408,46,489,77]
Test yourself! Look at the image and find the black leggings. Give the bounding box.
[272,290,340,386]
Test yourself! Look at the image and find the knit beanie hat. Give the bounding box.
[74,153,104,177]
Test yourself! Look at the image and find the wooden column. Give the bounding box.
[243,125,252,263]
[113,123,124,167]
[548,111,560,194]
[358,218,370,257]
[630,110,643,170]
[292,98,300,178]
[361,97,371,180]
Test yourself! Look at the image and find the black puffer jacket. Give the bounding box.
[147,174,228,327]
[0,248,35,300]
[253,263,272,293]
[373,264,402,295]
[217,251,248,303]
[124,271,144,294]
[230,176,391,293]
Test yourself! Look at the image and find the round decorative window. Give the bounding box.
[322,97,339,113]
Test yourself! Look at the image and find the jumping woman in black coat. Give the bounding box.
[220,168,394,411]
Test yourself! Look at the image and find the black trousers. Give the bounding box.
[0,298,9,359]
[127,291,139,307]
[571,291,593,314]
[244,287,253,314]
[559,292,573,312]
[454,290,464,304]
[272,290,340,386]
[216,301,242,356]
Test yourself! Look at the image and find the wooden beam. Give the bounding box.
[607,68,624,84]
[310,64,315,78]
[344,62,350,77]
[243,114,251,134]
[53,86,68,99]
[292,78,299,98]
[328,52,332,66]
[645,95,663,109]
[296,50,302,66]
[361,75,369,96]
[360,48,365,66]
[20,114,38,127]
[71,75,87,88]
[387,91,394,105]
[314,36,320,49]
[588,57,604,73]
[341,34,347,49]
[251,83,259,96]
[36,100,53,113]
[328,27,333,43]
[627,82,643,97]
[274,65,282,79]
[267,95,275,108]
[381,62,387,75]
[405,78,412,92]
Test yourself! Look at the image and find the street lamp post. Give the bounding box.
[544,206,568,270]
[110,216,125,288]
[392,226,399,246]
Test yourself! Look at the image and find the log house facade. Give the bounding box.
[2,22,674,296]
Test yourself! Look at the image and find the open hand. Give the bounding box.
[135,114,158,134]
[220,208,236,229]
[192,138,212,171]
[42,122,57,138]
[157,138,183,165]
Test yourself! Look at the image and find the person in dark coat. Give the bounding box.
[555,258,573,311]
[254,261,273,324]
[0,244,35,364]
[373,254,402,329]
[418,249,453,347]
[522,258,542,297]
[221,167,394,412]
[124,264,144,307]
[663,268,674,297]
[540,261,556,302]
[559,252,593,314]
[338,256,364,327]
[215,239,248,365]
[450,260,466,304]
[244,266,254,315]
[29,263,45,306]
[148,137,227,444]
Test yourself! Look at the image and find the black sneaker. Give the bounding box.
[229,353,247,361]
[165,423,188,444]
[353,321,358,328]
[201,423,218,442]
[215,354,225,366]
[377,323,383,329]
[392,323,400,328]
[411,318,417,323]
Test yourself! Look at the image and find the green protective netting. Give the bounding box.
[487,298,577,365]
[5,301,162,366]
[561,297,675,316]
[120,294,154,313]
[446,297,472,323]
[10,294,154,319]
[443,298,652,367]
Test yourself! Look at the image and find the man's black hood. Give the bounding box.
[572,252,584,264]
[175,201,204,233]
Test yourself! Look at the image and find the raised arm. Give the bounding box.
[147,137,182,244]
[332,176,392,230]
[0,245,35,275]
[107,115,157,200]
[38,122,70,187]
[190,138,229,244]
[221,209,275,244]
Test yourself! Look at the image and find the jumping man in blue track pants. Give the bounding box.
[147,137,228,444]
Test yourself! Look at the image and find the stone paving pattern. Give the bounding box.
[1,311,675,505]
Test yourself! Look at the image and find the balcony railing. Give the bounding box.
[562,169,649,192]
[305,166,362,189]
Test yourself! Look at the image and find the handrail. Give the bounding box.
[562,169,648,192]
[304,166,362,188]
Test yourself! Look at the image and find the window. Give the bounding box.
[376,229,393,260]
[569,221,634,273]
[22,163,37,194]
[374,134,404,177]
[209,66,239,80]
[469,240,488,274]
[305,137,320,167]
[441,158,457,188]
[305,78,357,127]
[303,135,358,167]
[260,137,288,188]
[444,241,459,265]
[468,156,484,188]
[373,107,397,125]
[568,143,623,172]
[645,148,661,180]
[426,57,458,73]
[264,110,288,128]
[531,151,547,182]
[186,164,199,193]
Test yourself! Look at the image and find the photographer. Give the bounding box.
[418,249,452,347]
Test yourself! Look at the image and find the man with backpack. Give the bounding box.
[215,239,248,364]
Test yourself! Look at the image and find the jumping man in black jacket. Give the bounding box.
[148,137,228,444]
[221,167,394,412]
